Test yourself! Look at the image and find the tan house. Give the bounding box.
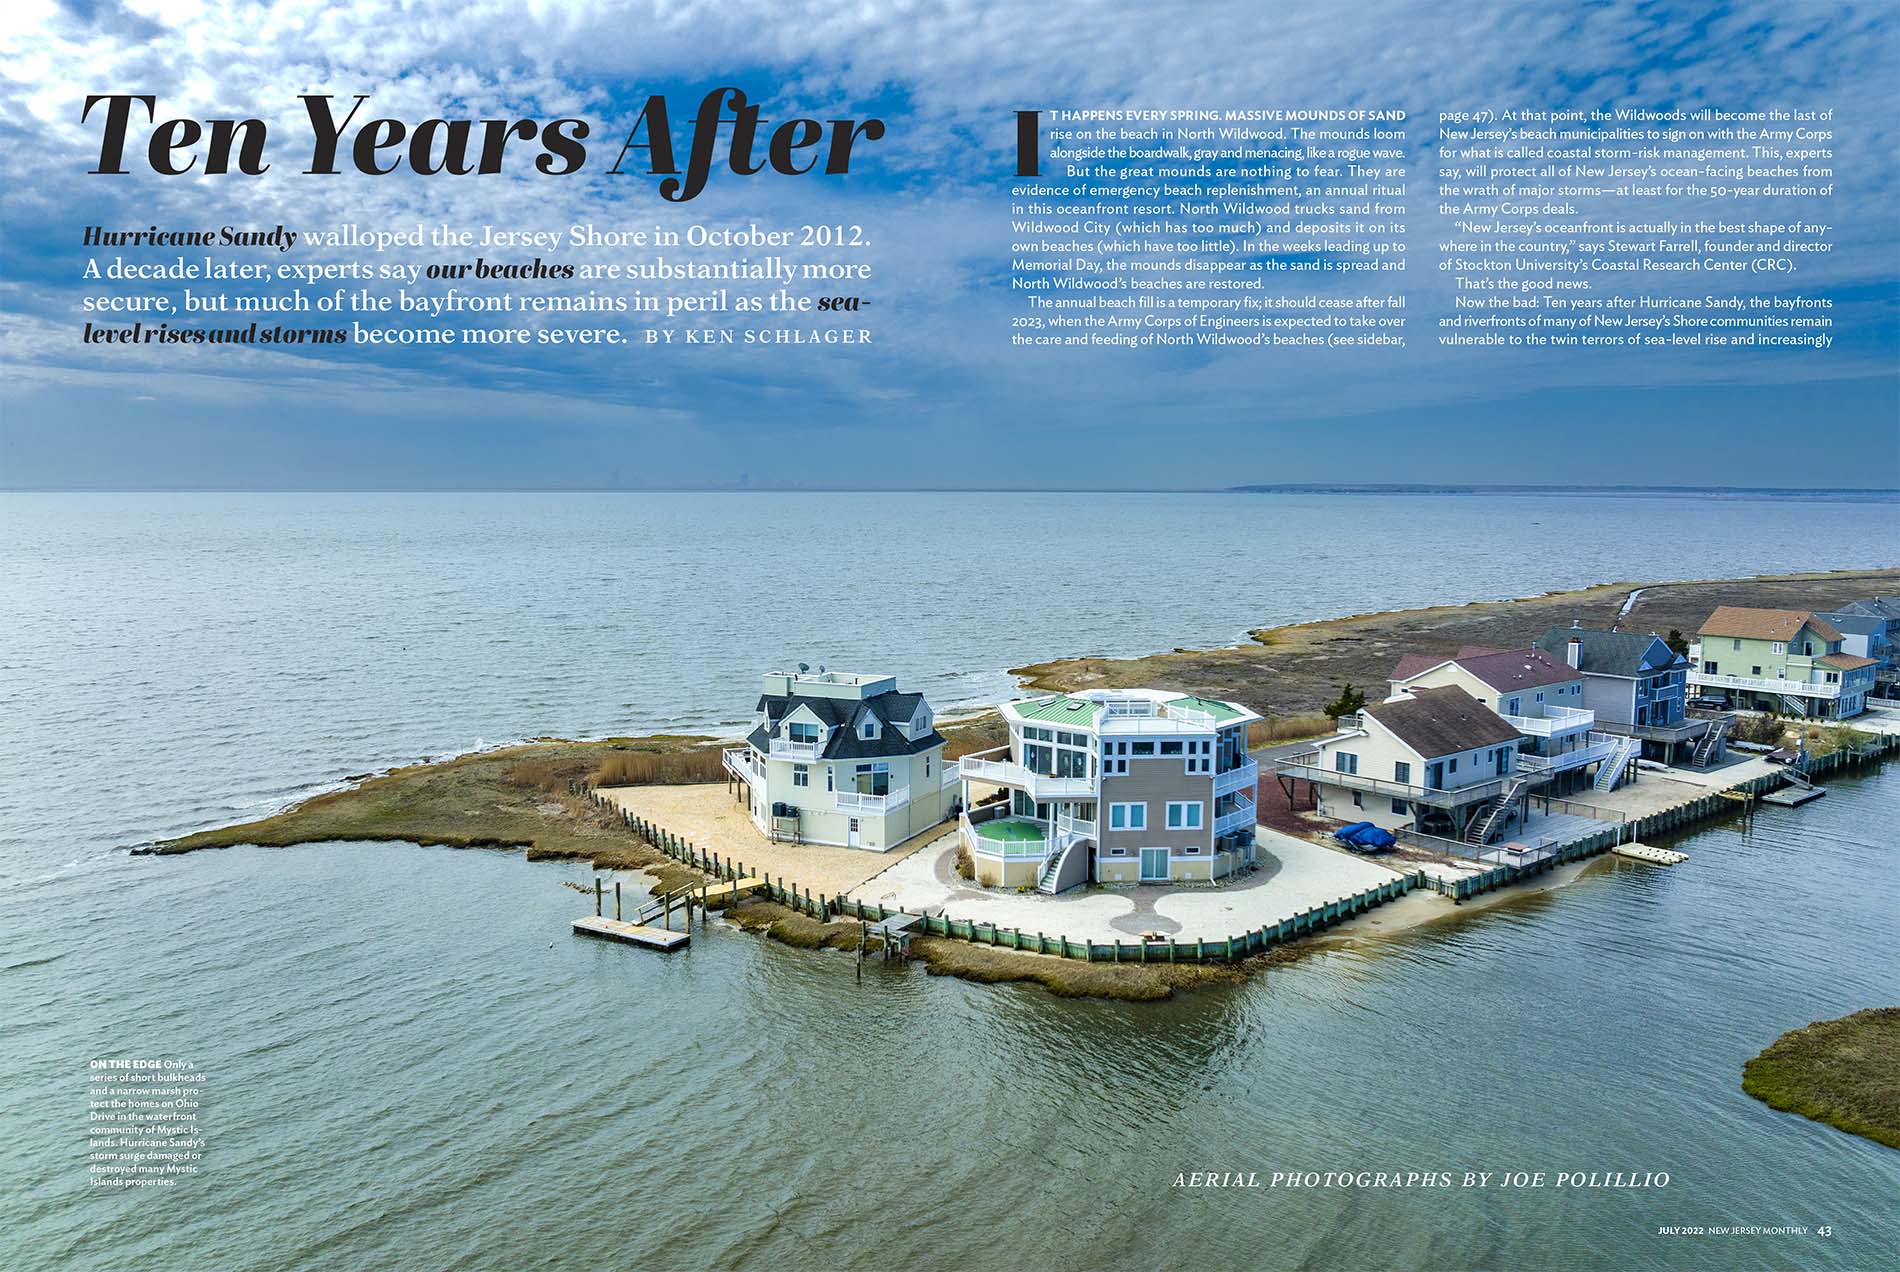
[955,689,1260,892]
[721,670,956,850]
[1276,685,1547,845]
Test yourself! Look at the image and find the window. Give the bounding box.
[1772,642,1785,655]
[924,755,931,778]
[1108,802,1146,830]
[1752,666,1762,676]
[1392,799,1408,815]
[1334,751,1359,775]
[1506,698,1521,715]
[1732,639,1741,651]
[1131,741,1155,756]
[1166,801,1203,830]
[1351,791,1363,808]
[861,719,877,739]
[1825,672,1840,684]
[1159,740,1184,756]
[792,765,809,788]
[1185,845,1200,855]
[1448,757,1459,774]
[1535,691,1544,704]
[1704,660,1718,674]
[788,722,819,744]
[1057,731,1086,747]
[1394,761,1411,783]
[1109,846,1126,856]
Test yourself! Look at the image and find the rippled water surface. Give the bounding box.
[2,492,1896,1270]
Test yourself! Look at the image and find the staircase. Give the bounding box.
[1594,734,1641,791]
[1037,839,1079,894]
[1465,777,1529,845]
[1781,694,1809,716]
[1691,715,1733,767]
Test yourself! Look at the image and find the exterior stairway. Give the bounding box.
[1594,734,1641,791]
[1465,777,1529,845]
[1037,838,1078,894]
[1691,715,1733,767]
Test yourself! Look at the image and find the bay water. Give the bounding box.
[2,491,1896,1270]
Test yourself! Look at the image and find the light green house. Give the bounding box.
[1687,607,1876,719]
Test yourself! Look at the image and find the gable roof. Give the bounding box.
[1363,686,1523,758]
[1697,606,1842,643]
[1817,652,1877,671]
[1391,645,1578,694]
[1836,597,1900,622]
[750,687,942,760]
[1817,611,1886,637]
[1534,627,1684,676]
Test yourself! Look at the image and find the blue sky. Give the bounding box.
[1,0,1896,490]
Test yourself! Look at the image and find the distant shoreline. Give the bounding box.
[4,485,1896,498]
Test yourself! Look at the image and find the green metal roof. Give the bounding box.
[1167,694,1247,722]
[1013,695,1104,727]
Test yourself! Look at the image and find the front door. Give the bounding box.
[1139,847,1169,881]
[847,818,861,847]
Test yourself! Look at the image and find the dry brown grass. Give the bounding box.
[1247,713,1333,746]
[588,748,728,786]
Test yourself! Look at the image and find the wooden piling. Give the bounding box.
[594,878,602,917]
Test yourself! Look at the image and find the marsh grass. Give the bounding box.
[1742,1008,1900,1149]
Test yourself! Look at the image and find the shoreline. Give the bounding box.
[154,565,1900,1001]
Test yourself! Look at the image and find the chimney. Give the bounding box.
[1566,636,1582,669]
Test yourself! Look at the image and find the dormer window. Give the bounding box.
[861,718,878,740]
[788,722,820,744]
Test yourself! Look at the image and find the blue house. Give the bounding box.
[1819,598,1899,698]
[1534,625,1719,764]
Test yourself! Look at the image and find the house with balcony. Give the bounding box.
[1387,644,1628,793]
[721,670,956,850]
[1275,685,1545,844]
[1817,599,1898,697]
[1532,625,1720,765]
[954,689,1260,893]
[1687,608,1876,719]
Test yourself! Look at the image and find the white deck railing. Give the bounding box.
[1213,756,1259,797]
[1501,704,1596,737]
[954,749,1096,800]
[1689,671,1842,698]
[722,747,763,784]
[1214,803,1257,836]
[835,786,910,815]
[767,738,821,760]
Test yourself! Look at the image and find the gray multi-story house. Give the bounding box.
[955,689,1260,893]
[1532,625,1721,764]
[1817,599,1898,697]
[722,669,956,850]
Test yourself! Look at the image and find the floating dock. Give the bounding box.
[1612,843,1688,866]
[571,916,691,950]
[1761,785,1826,807]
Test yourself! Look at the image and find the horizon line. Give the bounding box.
[3,483,1899,496]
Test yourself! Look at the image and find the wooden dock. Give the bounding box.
[1762,785,1826,807]
[571,916,691,950]
[1612,843,1688,866]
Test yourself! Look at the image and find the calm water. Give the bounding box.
[2,491,1897,1270]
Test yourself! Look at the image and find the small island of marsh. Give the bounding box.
[1742,1008,1900,1149]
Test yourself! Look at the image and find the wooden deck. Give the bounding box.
[1761,785,1826,807]
[571,916,691,950]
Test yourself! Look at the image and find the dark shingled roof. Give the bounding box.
[1534,627,1685,677]
[748,688,943,761]
[1391,646,1577,693]
[1363,686,1523,758]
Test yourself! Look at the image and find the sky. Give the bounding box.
[1,0,1896,491]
